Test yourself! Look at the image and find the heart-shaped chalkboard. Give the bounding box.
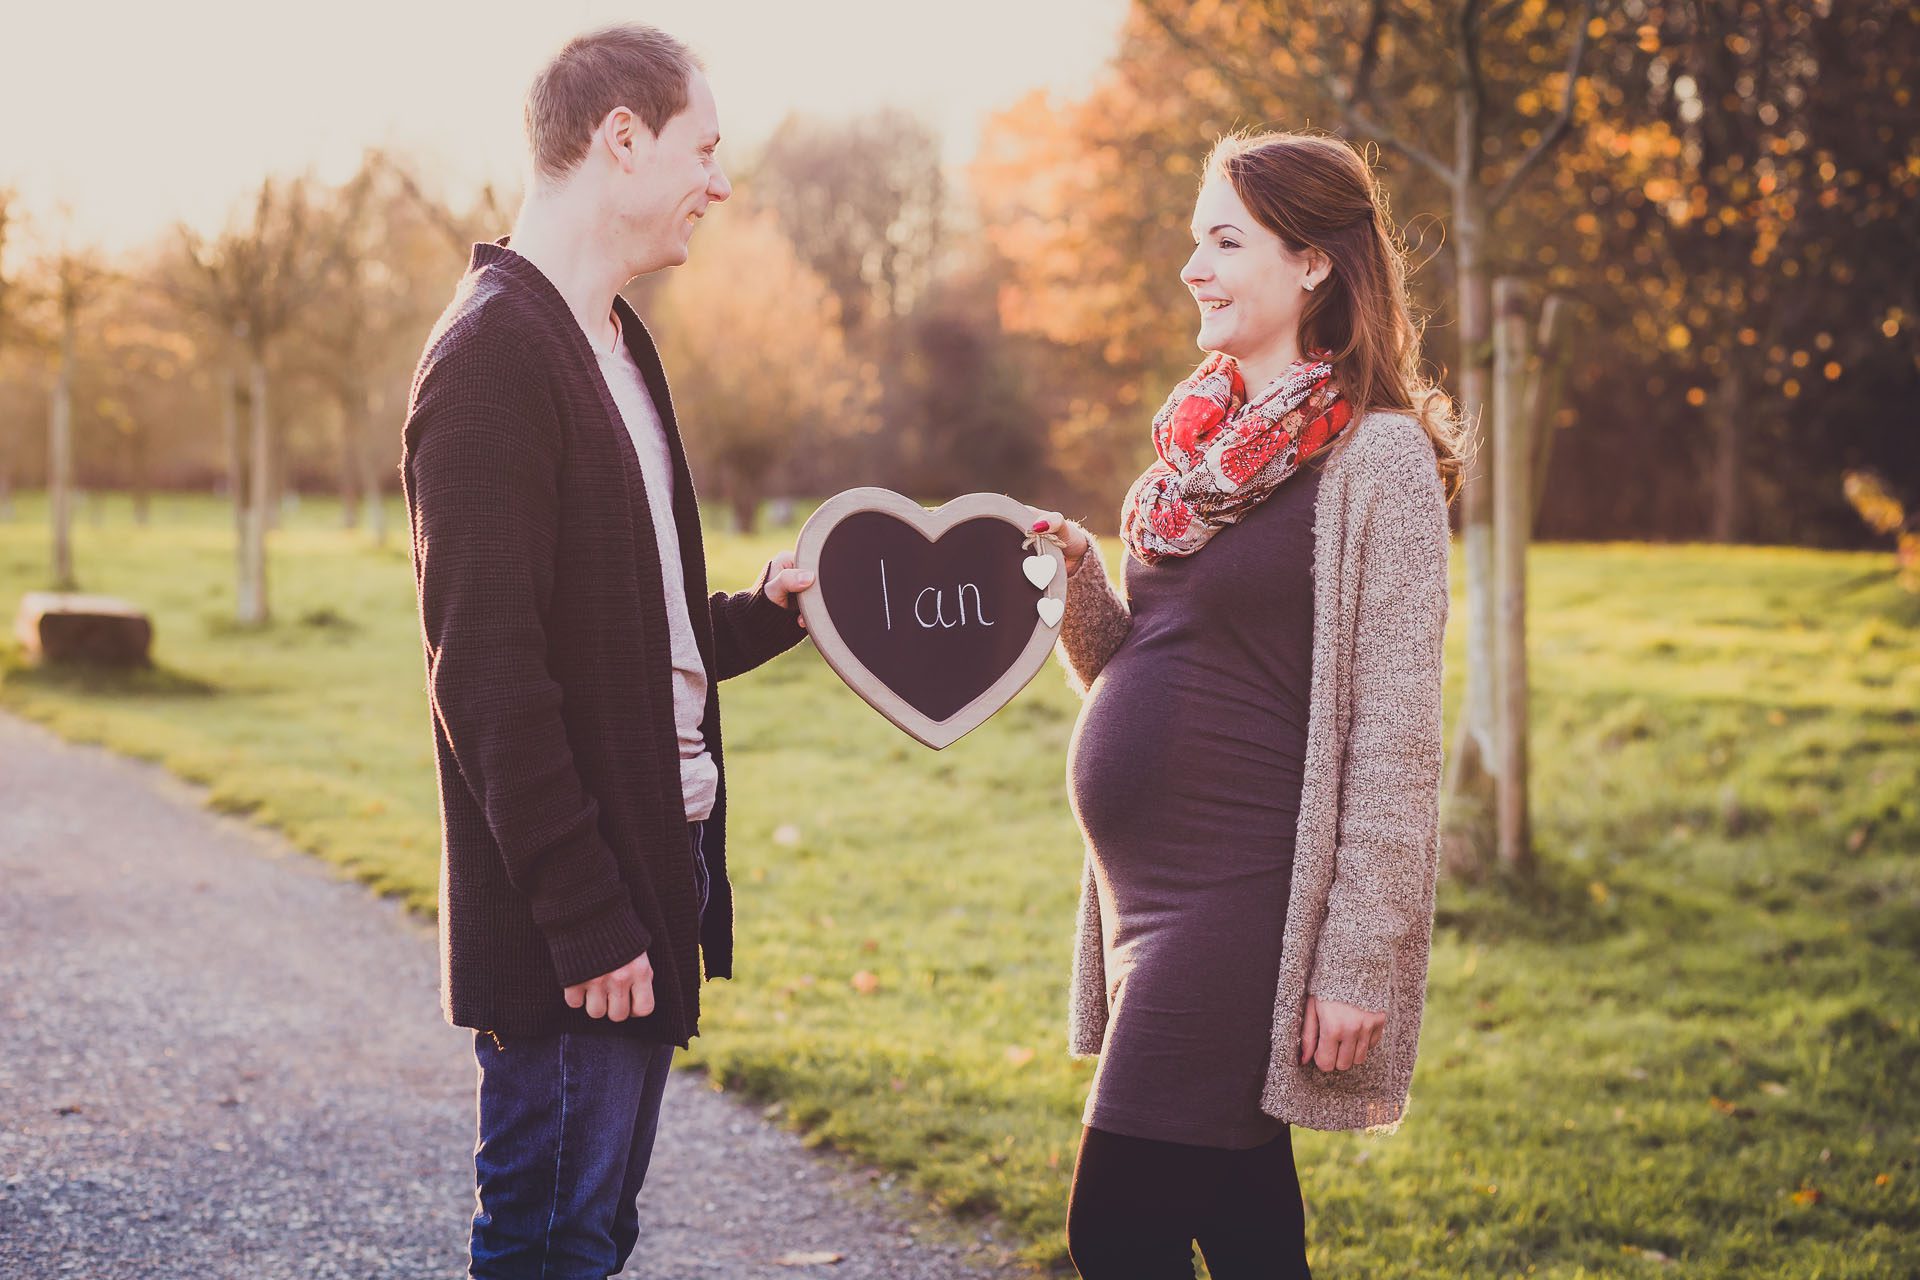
[794,489,1068,750]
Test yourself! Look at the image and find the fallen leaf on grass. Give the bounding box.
[774,1250,845,1265]
[1760,1081,1789,1097]
[1004,1045,1036,1067]
[1790,1185,1822,1207]
[1708,1095,1750,1117]
[850,970,880,995]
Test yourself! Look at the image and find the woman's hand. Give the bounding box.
[1300,994,1385,1073]
[1027,510,1091,575]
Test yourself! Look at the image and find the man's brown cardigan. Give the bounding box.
[402,241,805,1046]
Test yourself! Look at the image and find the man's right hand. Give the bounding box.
[563,951,654,1021]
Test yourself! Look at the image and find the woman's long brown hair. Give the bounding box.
[1207,130,1469,497]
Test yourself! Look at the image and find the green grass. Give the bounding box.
[3,492,1916,1277]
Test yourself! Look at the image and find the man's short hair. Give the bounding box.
[524,24,703,182]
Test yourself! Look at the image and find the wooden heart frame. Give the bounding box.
[794,488,1068,750]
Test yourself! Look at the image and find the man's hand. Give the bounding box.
[563,951,655,1021]
[1026,511,1092,575]
[1300,994,1386,1073]
[761,550,815,627]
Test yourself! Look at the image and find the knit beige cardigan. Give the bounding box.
[1056,410,1450,1134]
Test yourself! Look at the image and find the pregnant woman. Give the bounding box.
[1032,131,1463,1278]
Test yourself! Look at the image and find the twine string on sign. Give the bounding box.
[1022,527,1066,555]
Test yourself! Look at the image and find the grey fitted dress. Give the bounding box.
[1066,466,1320,1149]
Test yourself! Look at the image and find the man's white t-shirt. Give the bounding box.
[593,310,719,823]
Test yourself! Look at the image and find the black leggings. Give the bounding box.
[1066,1125,1311,1280]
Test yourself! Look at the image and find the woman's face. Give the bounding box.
[1182,175,1325,368]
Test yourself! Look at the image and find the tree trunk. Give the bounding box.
[1446,181,1498,836]
[132,426,151,526]
[1709,374,1742,542]
[268,402,286,532]
[225,366,249,597]
[0,209,12,524]
[15,593,152,667]
[337,388,362,529]
[359,384,389,547]
[239,356,271,626]
[1492,278,1534,873]
[731,490,760,536]
[50,295,77,591]
[1527,296,1576,533]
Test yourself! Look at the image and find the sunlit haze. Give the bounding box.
[4,0,1128,253]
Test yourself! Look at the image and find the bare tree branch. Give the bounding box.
[1457,0,1489,120]
[1351,0,1391,103]
[389,164,476,256]
[1137,0,1458,184]
[1478,0,1527,32]
[171,173,364,363]
[1136,0,1282,109]
[1489,0,1600,213]
[1337,0,1454,178]
[1333,0,1459,182]
[389,160,508,257]
[1341,100,1458,183]
[0,190,18,352]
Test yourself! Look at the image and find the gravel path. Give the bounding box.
[0,713,1036,1279]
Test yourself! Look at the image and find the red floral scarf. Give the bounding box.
[1121,351,1353,565]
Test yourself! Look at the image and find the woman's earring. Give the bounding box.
[1304,280,1317,292]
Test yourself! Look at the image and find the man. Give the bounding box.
[401,24,812,1278]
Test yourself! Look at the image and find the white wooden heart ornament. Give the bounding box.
[1023,555,1058,590]
[794,488,1069,750]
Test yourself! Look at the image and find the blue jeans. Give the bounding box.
[468,822,708,1279]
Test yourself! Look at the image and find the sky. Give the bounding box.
[1,0,1129,254]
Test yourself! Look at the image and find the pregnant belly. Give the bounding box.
[1069,649,1309,853]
